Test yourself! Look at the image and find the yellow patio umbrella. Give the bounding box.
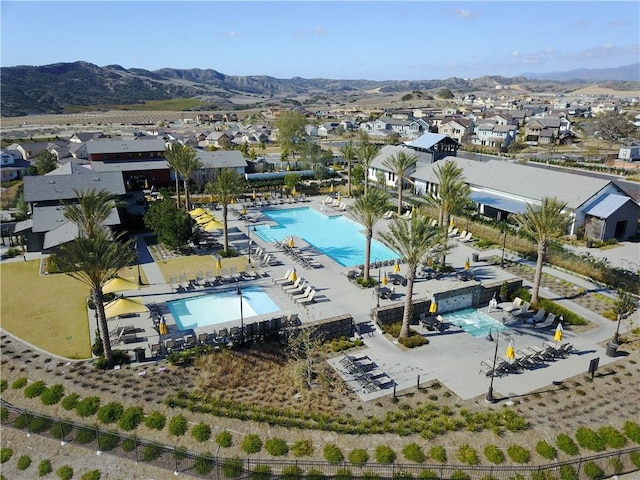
[204,220,224,232]
[337,194,342,202]
[554,323,564,343]
[216,257,222,274]
[196,214,214,225]
[189,207,207,218]
[286,163,290,171]
[329,184,334,193]
[289,268,297,282]
[464,258,470,270]
[506,340,516,362]
[158,321,168,335]
[393,262,401,273]
[292,187,297,196]
[241,206,247,216]
[252,190,257,200]
[381,273,388,286]
[429,301,437,314]
[104,296,149,319]
[449,217,455,228]
[103,276,139,294]
[288,236,295,248]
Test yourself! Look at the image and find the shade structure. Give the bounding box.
[189,207,207,218]
[506,340,516,361]
[196,214,214,225]
[159,322,168,335]
[393,262,401,273]
[104,296,149,319]
[464,258,470,270]
[429,301,437,314]
[203,220,224,232]
[554,323,564,342]
[103,276,139,294]
[288,236,295,248]
[290,269,297,282]
[381,273,388,286]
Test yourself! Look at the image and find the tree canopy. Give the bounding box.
[276,111,308,159]
[144,196,195,250]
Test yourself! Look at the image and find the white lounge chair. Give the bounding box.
[273,269,292,285]
[292,286,313,302]
[534,313,557,329]
[447,227,459,237]
[460,232,473,242]
[526,309,547,325]
[295,289,316,305]
[498,297,522,313]
[512,301,531,317]
[382,210,394,219]
[454,230,467,240]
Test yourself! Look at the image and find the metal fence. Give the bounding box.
[1,401,639,479]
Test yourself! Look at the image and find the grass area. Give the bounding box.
[65,98,203,113]
[0,181,23,209]
[153,254,249,283]
[0,261,151,359]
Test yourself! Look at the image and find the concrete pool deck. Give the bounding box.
[78,195,634,404]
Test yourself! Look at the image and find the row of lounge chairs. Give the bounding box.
[273,269,317,305]
[169,267,262,292]
[339,355,394,393]
[274,240,323,269]
[479,342,575,377]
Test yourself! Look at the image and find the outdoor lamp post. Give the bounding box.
[134,239,142,286]
[485,326,500,403]
[236,286,245,346]
[500,228,507,269]
[374,257,382,309]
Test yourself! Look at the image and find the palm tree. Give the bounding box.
[174,146,202,212]
[53,229,134,366]
[204,169,245,253]
[514,197,571,304]
[64,188,119,237]
[357,142,379,195]
[350,189,390,283]
[165,143,199,209]
[379,215,441,338]
[340,140,357,197]
[382,151,418,216]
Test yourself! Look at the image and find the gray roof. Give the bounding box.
[90,159,169,172]
[370,145,432,170]
[407,133,450,150]
[32,204,121,234]
[24,171,126,202]
[196,149,247,169]
[86,138,165,154]
[584,194,636,218]
[43,221,79,250]
[412,157,616,210]
[46,163,92,175]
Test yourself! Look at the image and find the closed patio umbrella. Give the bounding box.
[506,340,516,362]
[429,301,437,314]
[289,268,297,282]
[204,220,224,232]
[288,236,295,248]
[216,257,222,275]
[381,273,388,286]
[103,276,139,294]
[393,262,401,273]
[189,207,207,218]
[104,297,149,319]
[464,258,470,270]
[554,322,564,344]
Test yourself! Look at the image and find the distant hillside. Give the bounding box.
[522,63,639,82]
[1,61,639,117]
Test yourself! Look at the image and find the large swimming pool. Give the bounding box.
[167,286,280,331]
[254,207,399,267]
[442,308,509,338]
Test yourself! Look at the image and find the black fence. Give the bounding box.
[1,401,639,479]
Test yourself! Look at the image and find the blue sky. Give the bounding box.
[1,1,638,81]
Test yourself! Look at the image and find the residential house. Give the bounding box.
[194,149,247,184]
[69,132,106,143]
[202,131,232,149]
[523,115,571,145]
[619,143,640,162]
[367,145,432,189]
[438,118,475,144]
[0,150,30,181]
[405,132,459,162]
[471,123,518,149]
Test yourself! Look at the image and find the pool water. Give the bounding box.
[442,308,509,338]
[167,286,280,331]
[255,207,399,267]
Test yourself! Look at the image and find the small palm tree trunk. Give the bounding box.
[531,243,546,304]
[397,183,403,216]
[183,180,190,212]
[93,288,113,365]
[174,176,181,209]
[399,269,416,338]
[222,205,229,252]
[347,160,352,196]
[363,230,372,282]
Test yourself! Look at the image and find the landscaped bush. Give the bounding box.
[192,422,212,442]
[583,461,605,479]
[38,459,53,476]
[507,445,530,464]
[0,407,7,421]
[291,439,314,457]
[11,377,27,389]
[609,457,624,474]
[40,384,65,405]
[56,465,74,480]
[428,445,447,463]
[16,454,32,470]
[28,416,53,433]
[483,444,505,464]
[75,427,97,444]
[265,438,289,456]
[535,440,557,460]
[50,422,73,440]
[222,457,243,478]
[0,379,7,392]
[450,470,471,480]
[623,421,640,443]
[398,334,429,348]
[335,468,353,480]
[306,468,326,480]
[323,443,344,463]
[97,433,119,451]
[120,438,136,452]
[118,406,144,431]
[630,451,640,467]
[361,471,381,480]
[168,414,188,436]
[1,448,13,463]
[374,445,396,464]
[348,448,369,465]
[280,465,303,480]
[393,471,413,479]
[97,402,124,424]
[456,444,479,465]
[598,426,627,448]
[418,470,439,480]
[80,471,101,480]
[575,427,606,451]
[61,393,79,411]
[559,465,578,480]
[241,434,262,454]
[143,411,166,430]
[141,443,162,462]
[75,396,101,417]
[24,380,47,398]
[13,413,28,429]
[402,443,425,463]
[556,433,580,455]
[502,410,529,432]
[216,429,233,447]
[251,465,272,480]
[194,453,214,476]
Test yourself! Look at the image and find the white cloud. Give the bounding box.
[449,8,479,19]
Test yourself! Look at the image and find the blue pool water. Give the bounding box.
[254,207,400,267]
[167,286,280,331]
[442,308,509,338]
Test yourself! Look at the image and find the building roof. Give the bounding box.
[24,171,126,202]
[86,138,166,154]
[369,145,432,170]
[91,159,169,172]
[196,149,247,169]
[406,132,450,150]
[32,204,121,234]
[46,163,92,175]
[584,194,637,219]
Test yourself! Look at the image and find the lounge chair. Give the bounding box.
[512,301,531,317]
[195,271,205,287]
[459,232,473,242]
[382,210,394,220]
[528,345,555,362]
[542,341,570,359]
[273,269,292,285]
[455,230,468,240]
[292,286,313,302]
[447,227,459,238]
[498,297,522,313]
[183,334,196,348]
[295,289,316,305]
[282,277,303,292]
[526,309,547,325]
[534,312,556,329]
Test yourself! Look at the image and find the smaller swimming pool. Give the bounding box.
[443,308,509,338]
[167,285,280,331]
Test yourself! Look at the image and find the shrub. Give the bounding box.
[223,457,243,478]
[507,445,530,464]
[583,461,605,480]
[335,468,353,480]
[402,443,425,463]
[38,459,53,476]
[97,402,124,424]
[483,444,505,464]
[349,448,369,465]
[630,451,640,467]
[323,444,344,463]
[0,407,7,421]
[398,334,429,348]
[168,414,188,436]
[28,416,53,433]
[192,422,212,443]
[428,445,447,463]
[14,413,28,429]
[17,455,32,470]
[143,411,166,430]
[556,433,579,455]
[559,464,578,480]
[361,472,381,480]
[307,468,326,480]
[374,445,396,464]
[24,380,46,398]
[141,443,162,462]
[75,427,97,444]
[450,470,471,480]
[97,433,119,451]
[575,427,606,451]
[291,439,314,457]
[251,465,272,480]
[216,429,233,447]
[121,438,136,452]
[281,465,303,480]
[57,465,74,480]
[623,421,640,443]
[11,377,27,389]
[41,384,65,405]
[393,471,413,479]
[456,444,479,465]
[535,440,557,460]
[265,438,288,456]
[609,457,624,474]
[118,406,144,431]
[50,422,73,440]
[0,379,7,392]
[598,426,627,448]
[75,396,101,417]
[194,453,214,476]
[0,448,13,463]
[418,471,439,480]
[80,471,101,480]
[61,393,79,411]
[242,434,262,454]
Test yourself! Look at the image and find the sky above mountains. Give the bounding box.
[2,1,638,81]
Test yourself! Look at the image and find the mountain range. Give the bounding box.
[1,61,638,117]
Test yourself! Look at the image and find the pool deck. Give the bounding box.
[92,195,634,405]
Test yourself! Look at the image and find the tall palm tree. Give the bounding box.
[350,189,390,283]
[340,140,357,197]
[357,142,379,196]
[165,143,198,209]
[174,146,202,212]
[379,215,441,338]
[64,188,119,237]
[514,197,571,304]
[382,151,418,216]
[205,169,245,252]
[53,229,134,366]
